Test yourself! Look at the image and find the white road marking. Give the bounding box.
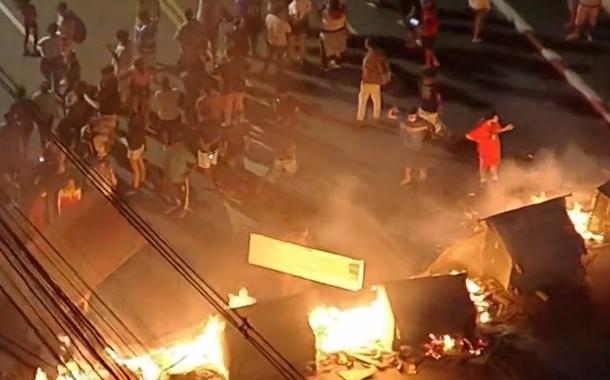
[0,0,25,34]
[492,0,610,125]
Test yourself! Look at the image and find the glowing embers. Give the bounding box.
[424,334,486,360]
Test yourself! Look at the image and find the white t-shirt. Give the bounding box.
[265,14,292,46]
[469,0,491,10]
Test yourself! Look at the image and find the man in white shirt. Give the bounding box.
[37,23,66,92]
[288,0,311,63]
[262,6,291,73]
[567,0,602,40]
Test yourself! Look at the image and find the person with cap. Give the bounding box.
[388,106,434,186]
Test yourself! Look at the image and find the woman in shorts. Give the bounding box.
[126,113,147,193]
[469,0,490,43]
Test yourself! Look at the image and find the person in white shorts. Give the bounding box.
[469,0,491,43]
[567,0,601,41]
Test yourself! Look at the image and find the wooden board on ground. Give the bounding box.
[248,233,364,291]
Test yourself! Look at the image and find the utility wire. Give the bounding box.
[0,63,305,379]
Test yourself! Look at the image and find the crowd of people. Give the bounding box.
[0,0,529,230]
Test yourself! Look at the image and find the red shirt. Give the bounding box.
[466,119,502,159]
[20,4,37,25]
[421,7,439,37]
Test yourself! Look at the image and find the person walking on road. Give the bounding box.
[125,57,153,130]
[420,1,439,68]
[465,112,515,184]
[174,8,205,70]
[56,2,86,54]
[197,0,229,66]
[418,70,445,136]
[356,38,391,123]
[319,0,347,70]
[288,0,312,64]
[235,0,264,55]
[469,0,490,43]
[567,0,602,41]
[97,65,121,136]
[262,4,292,74]
[388,107,433,186]
[17,0,39,56]
[37,23,66,93]
[217,46,248,126]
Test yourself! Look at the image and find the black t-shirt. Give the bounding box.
[218,56,247,93]
[420,81,439,113]
[98,77,121,115]
[127,123,146,150]
[197,120,221,151]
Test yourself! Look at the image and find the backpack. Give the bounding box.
[72,13,87,44]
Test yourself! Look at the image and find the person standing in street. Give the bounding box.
[37,23,66,93]
[236,0,264,56]
[97,65,121,137]
[174,8,205,70]
[197,0,228,66]
[262,4,292,74]
[388,107,433,186]
[137,0,161,20]
[319,0,347,70]
[356,38,391,123]
[134,9,159,73]
[217,46,248,126]
[567,0,602,41]
[154,76,184,149]
[126,113,147,194]
[17,0,39,56]
[124,57,153,130]
[420,1,439,68]
[56,2,86,54]
[32,81,63,148]
[163,134,197,218]
[107,29,135,105]
[417,70,445,136]
[465,112,515,184]
[288,0,311,64]
[469,0,490,43]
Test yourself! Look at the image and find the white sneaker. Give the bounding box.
[328,60,341,69]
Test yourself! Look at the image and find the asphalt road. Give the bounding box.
[1,0,610,378]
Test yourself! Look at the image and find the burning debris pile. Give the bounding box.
[465,277,521,326]
[530,193,604,245]
[35,316,228,380]
[307,284,486,379]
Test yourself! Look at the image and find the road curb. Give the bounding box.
[491,0,610,126]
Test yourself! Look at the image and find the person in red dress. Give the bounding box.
[465,112,515,184]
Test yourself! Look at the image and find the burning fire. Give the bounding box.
[36,316,228,380]
[465,278,492,324]
[228,287,256,309]
[308,286,395,355]
[424,333,486,360]
[530,193,603,243]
